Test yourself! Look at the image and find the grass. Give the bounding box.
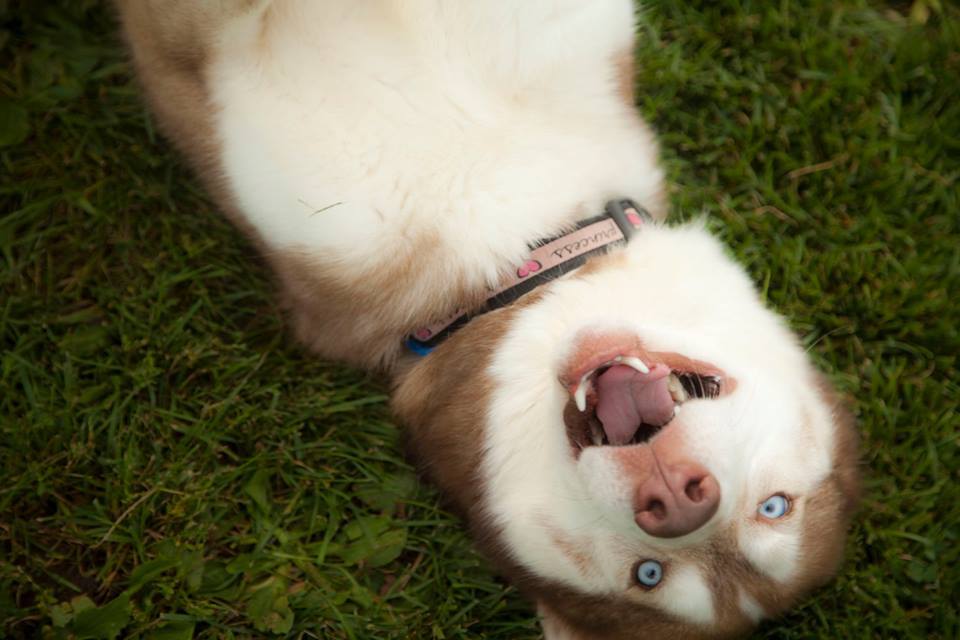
[0,0,957,638]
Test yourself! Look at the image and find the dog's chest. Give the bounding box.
[205,1,662,294]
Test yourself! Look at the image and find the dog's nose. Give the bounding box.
[634,462,720,538]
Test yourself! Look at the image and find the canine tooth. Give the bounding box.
[574,374,590,412]
[620,356,649,374]
[667,374,688,403]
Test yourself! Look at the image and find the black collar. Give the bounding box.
[406,199,653,355]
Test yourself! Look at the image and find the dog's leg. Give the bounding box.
[113,0,274,174]
[114,0,273,50]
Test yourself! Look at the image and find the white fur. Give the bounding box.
[197,0,841,631]
[738,590,766,623]
[539,604,583,640]
[656,564,716,626]
[209,0,661,292]
[484,226,837,620]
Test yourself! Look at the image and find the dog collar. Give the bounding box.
[405,199,653,355]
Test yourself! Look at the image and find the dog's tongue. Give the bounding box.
[595,364,674,445]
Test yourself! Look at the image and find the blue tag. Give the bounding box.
[405,338,435,356]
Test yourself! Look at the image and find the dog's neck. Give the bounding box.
[405,199,653,356]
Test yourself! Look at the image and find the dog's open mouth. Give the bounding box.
[563,355,723,452]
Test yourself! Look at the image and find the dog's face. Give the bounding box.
[394,223,859,639]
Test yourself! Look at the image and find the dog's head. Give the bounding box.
[393,222,860,638]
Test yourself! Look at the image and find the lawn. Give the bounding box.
[1,0,957,638]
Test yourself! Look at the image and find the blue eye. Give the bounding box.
[758,494,791,519]
[635,560,663,588]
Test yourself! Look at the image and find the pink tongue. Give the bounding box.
[595,364,675,445]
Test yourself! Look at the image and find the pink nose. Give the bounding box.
[634,462,720,538]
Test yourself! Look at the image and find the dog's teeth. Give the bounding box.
[702,375,722,398]
[667,374,688,403]
[590,423,604,446]
[620,356,649,374]
[574,374,590,412]
[575,386,587,412]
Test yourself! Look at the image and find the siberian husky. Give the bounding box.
[117,1,861,637]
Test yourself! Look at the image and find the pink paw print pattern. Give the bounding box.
[516,259,542,279]
[625,208,645,228]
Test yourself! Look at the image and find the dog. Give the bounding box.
[117,1,861,637]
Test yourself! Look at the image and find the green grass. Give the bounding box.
[1,0,957,638]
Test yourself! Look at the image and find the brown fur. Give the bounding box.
[614,48,638,107]
[117,1,668,373]
[534,402,859,640]
[392,289,547,507]
[116,0,489,372]
[393,256,860,639]
[266,246,489,370]
[391,295,552,603]
[792,380,862,590]
[392,311,503,511]
[115,0,272,256]
[544,520,600,583]
[118,4,860,635]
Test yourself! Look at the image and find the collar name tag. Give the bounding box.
[406,199,652,355]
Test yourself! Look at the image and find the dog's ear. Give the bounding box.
[539,603,591,640]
